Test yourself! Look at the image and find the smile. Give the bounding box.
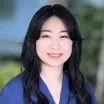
[47,53,63,59]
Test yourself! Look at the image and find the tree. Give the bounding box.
[95,22,104,104]
[68,3,104,103]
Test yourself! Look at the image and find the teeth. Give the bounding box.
[48,53,61,56]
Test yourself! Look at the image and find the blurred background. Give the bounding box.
[0,0,104,103]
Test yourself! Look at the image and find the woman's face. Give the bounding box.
[36,16,73,67]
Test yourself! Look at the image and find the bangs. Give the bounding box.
[27,4,82,41]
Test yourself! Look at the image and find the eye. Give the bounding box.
[41,35,51,38]
[60,35,69,38]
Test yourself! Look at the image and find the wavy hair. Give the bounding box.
[21,4,92,104]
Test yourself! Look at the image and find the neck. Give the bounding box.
[40,64,63,82]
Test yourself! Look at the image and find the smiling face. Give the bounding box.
[36,16,73,68]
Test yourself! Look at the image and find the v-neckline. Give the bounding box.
[39,72,69,104]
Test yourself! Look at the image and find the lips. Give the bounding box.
[47,53,63,59]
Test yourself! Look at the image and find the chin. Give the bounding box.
[45,62,64,67]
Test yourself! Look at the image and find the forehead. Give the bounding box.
[41,16,67,31]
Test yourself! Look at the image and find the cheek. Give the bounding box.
[36,40,49,52]
[62,41,73,58]
[62,40,73,51]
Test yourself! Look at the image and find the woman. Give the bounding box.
[0,4,97,104]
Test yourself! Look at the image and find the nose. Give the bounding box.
[50,38,60,50]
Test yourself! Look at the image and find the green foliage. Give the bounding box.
[0,61,21,90]
[68,4,104,81]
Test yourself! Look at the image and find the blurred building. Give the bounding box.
[0,0,48,57]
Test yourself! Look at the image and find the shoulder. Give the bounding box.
[0,74,24,104]
[85,82,97,104]
[6,73,23,91]
[85,82,95,95]
[85,82,93,92]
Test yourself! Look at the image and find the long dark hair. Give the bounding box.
[21,4,92,104]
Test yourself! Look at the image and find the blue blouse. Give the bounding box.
[0,72,97,104]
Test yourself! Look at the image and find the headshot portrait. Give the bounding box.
[0,4,97,104]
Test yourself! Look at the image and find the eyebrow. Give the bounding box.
[41,30,68,33]
[59,30,68,33]
[41,30,52,32]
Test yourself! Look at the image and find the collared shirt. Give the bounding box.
[0,72,97,104]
